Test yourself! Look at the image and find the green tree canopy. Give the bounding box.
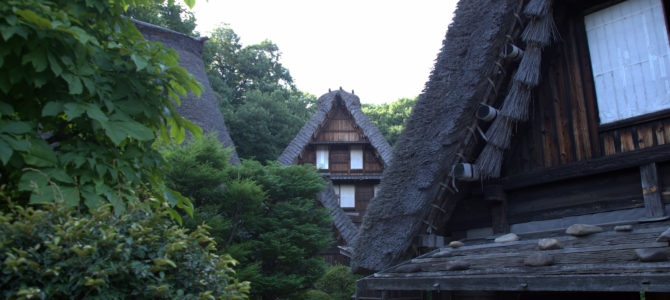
[163,137,333,299]
[362,96,417,146]
[126,0,197,36]
[0,0,201,215]
[203,25,316,162]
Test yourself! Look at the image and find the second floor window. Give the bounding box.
[350,145,363,169]
[316,146,329,169]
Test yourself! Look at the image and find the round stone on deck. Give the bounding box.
[614,225,633,232]
[445,260,470,271]
[657,227,670,242]
[395,264,422,273]
[431,249,454,258]
[565,224,603,237]
[494,233,519,243]
[524,253,555,266]
[538,238,562,250]
[449,241,465,248]
[635,248,669,262]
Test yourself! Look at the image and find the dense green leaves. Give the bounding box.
[203,26,316,162]
[0,200,249,299]
[0,0,202,214]
[126,0,197,36]
[163,137,333,299]
[362,97,417,146]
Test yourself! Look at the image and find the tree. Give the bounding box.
[224,89,316,162]
[162,138,333,299]
[362,97,417,146]
[0,0,201,214]
[203,26,316,161]
[126,0,197,36]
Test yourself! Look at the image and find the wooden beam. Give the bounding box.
[501,144,670,190]
[358,273,670,293]
[640,163,666,218]
[484,184,509,234]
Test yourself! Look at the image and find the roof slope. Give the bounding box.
[358,221,670,293]
[278,90,393,245]
[278,90,392,166]
[351,0,518,272]
[133,19,240,164]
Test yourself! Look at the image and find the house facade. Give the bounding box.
[279,89,392,263]
[352,0,670,298]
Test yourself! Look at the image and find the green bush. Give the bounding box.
[314,265,361,300]
[0,0,200,214]
[0,200,250,299]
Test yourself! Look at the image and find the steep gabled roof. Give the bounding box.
[278,90,393,246]
[133,19,240,164]
[279,90,392,166]
[351,0,522,272]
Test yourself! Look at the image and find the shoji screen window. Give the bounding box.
[585,0,670,124]
[350,145,363,170]
[316,146,329,169]
[333,184,355,208]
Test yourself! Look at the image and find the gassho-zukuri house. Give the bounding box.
[133,19,240,164]
[279,89,393,264]
[351,0,670,299]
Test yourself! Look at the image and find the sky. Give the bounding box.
[191,0,459,104]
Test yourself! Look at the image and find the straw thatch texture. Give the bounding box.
[278,90,393,166]
[500,80,532,121]
[350,0,517,273]
[278,90,393,246]
[134,19,240,164]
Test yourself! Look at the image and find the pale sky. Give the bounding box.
[192,1,458,104]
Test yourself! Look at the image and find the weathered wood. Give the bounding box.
[640,163,666,218]
[484,184,508,234]
[502,143,670,190]
[359,273,670,293]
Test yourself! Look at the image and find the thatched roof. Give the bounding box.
[350,0,520,272]
[278,90,393,245]
[133,19,240,164]
[278,90,392,166]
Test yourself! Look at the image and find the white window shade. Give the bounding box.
[350,145,363,169]
[339,185,355,208]
[316,146,328,169]
[585,0,670,124]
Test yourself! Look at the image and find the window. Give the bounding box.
[316,146,328,169]
[374,184,380,197]
[585,0,670,124]
[333,184,355,208]
[350,145,363,169]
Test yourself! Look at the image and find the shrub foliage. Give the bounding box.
[0,0,201,215]
[0,200,250,299]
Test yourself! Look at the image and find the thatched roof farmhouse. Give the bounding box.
[353,0,670,298]
[134,20,240,164]
[279,89,392,260]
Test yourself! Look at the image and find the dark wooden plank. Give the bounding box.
[655,123,666,145]
[551,52,575,165]
[638,126,655,149]
[359,273,670,293]
[502,143,670,190]
[640,163,666,218]
[567,15,594,162]
[620,131,635,152]
[603,135,616,156]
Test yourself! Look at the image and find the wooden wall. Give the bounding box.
[316,102,364,142]
[502,3,670,177]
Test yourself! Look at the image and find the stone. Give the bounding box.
[635,248,669,262]
[538,238,562,250]
[431,249,454,258]
[394,264,421,273]
[445,260,470,271]
[614,225,633,232]
[657,227,670,242]
[449,241,465,248]
[524,253,555,267]
[494,233,519,243]
[565,224,603,237]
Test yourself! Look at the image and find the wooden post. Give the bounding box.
[484,184,509,234]
[381,290,389,300]
[640,163,666,218]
